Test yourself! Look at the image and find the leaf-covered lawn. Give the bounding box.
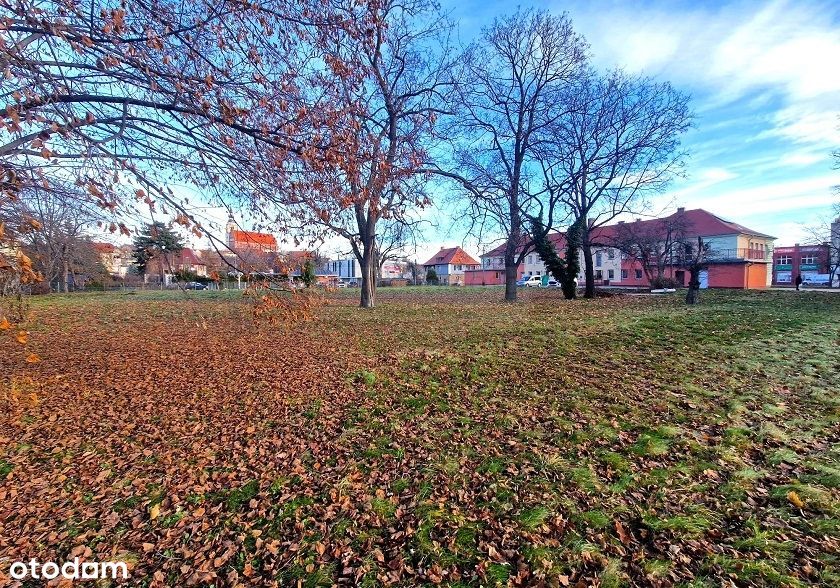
[1,288,838,587]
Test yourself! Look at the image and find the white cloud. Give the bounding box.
[566,1,840,105]
[676,174,836,216]
[761,102,840,145]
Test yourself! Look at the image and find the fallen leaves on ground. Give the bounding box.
[0,288,838,587]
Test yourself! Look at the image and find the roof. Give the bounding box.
[92,242,116,253]
[230,229,277,248]
[774,244,828,253]
[150,248,206,266]
[480,208,775,258]
[178,248,206,266]
[665,208,775,239]
[483,233,567,258]
[422,246,480,267]
[285,250,313,264]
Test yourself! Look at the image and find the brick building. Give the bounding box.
[771,244,831,285]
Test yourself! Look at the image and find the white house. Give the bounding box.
[422,246,481,285]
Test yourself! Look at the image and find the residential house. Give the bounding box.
[467,236,621,286]
[422,246,481,285]
[144,248,207,285]
[466,208,774,289]
[609,208,775,289]
[93,242,134,277]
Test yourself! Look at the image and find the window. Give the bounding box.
[594,270,603,280]
[595,252,602,267]
[801,255,816,265]
[608,249,615,260]
[621,269,628,280]
[455,264,462,271]
[608,269,614,279]
[635,269,643,280]
[777,255,791,265]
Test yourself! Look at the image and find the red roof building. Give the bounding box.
[225,216,278,253]
[422,246,480,286]
[467,208,775,289]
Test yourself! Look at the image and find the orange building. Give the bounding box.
[225,216,278,253]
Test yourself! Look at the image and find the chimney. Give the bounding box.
[677,207,685,214]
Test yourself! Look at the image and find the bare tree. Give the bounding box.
[677,236,710,305]
[803,216,840,287]
[545,69,692,298]
[432,9,587,302]
[611,210,690,287]
[0,183,105,291]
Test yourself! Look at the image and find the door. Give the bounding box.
[699,270,709,289]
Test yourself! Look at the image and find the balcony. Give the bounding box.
[707,248,772,262]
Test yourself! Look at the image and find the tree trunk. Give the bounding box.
[504,253,518,302]
[62,258,69,293]
[582,241,595,298]
[359,238,376,309]
[686,267,700,305]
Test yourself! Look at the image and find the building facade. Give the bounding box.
[467,234,621,286]
[466,208,774,289]
[325,258,362,282]
[93,242,134,277]
[608,209,774,289]
[144,248,207,284]
[422,246,481,285]
[771,244,831,285]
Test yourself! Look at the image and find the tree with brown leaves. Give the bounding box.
[255,0,454,308]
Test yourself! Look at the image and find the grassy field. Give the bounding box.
[1,288,838,587]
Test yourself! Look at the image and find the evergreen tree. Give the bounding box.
[301,260,316,287]
[426,267,438,285]
[132,222,185,281]
[530,217,580,300]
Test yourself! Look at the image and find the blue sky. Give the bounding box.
[164,0,838,262]
[415,0,839,260]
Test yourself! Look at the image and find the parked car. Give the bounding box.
[184,281,207,290]
[515,276,531,287]
[539,278,559,288]
[523,275,543,288]
[336,282,348,288]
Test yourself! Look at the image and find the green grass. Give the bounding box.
[3,287,839,587]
